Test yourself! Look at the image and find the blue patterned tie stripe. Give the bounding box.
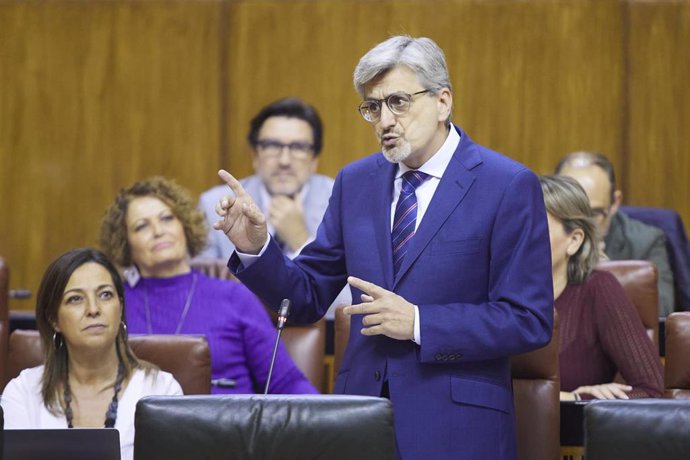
[392,170,430,276]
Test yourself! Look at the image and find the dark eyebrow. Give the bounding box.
[63,284,115,296]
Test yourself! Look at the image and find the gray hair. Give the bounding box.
[353,36,452,98]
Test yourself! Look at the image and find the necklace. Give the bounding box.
[64,361,125,428]
[143,273,198,335]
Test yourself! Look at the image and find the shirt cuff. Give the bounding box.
[413,305,421,345]
[235,236,271,267]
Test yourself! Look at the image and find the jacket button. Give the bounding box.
[374,370,381,381]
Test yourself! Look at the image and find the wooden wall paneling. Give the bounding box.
[626,0,690,231]
[443,0,625,176]
[224,0,381,181]
[223,0,624,183]
[0,1,221,308]
[2,0,687,309]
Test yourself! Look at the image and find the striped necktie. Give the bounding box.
[392,170,430,277]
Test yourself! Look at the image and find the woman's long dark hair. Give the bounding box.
[36,248,146,414]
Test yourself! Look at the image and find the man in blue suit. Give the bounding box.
[213,36,553,459]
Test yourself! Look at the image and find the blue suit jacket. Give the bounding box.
[232,127,553,459]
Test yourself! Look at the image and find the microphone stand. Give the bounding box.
[264,299,291,395]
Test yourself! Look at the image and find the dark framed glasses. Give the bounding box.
[358,89,432,122]
[254,140,315,160]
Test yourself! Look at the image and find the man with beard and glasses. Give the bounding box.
[199,97,334,260]
[212,36,553,459]
[555,150,675,316]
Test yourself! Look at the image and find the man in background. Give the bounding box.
[199,97,334,260]
[556,151,675,316]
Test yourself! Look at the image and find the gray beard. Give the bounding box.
[382,139,412,164]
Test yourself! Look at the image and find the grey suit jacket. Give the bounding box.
[198,173,334,260]
[605,211,676,316]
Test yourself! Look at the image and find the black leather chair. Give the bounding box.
[134,394,395,460]
[584,399,690,460]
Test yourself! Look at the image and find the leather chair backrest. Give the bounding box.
[0,257,9,389]
[281,321,325,391]
[190,258,238,282]
[621,206,690,312]
[333,307,560,460]
[7,330,211,394]
[584,399,690,460]
[510,313,560,460]
[597,260,659,347]
[664,312,690,398]
[191,258,326,392]
[134,394,395,460]
[333,306,350,378]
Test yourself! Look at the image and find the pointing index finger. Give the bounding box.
[347,276,385,297]
[218,169,247,197]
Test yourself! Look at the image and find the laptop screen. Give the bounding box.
[3,428,121,460]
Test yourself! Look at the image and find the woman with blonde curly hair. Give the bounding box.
[100,176,316,395]
[540,175,662,401]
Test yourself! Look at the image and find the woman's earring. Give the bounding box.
[52,331,63,349]
[120,321,127,336]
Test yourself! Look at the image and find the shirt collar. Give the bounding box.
[396,126,461,179]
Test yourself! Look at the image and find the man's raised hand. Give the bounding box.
[213,169,268,254]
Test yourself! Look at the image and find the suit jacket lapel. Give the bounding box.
[393,133,483,287]
[370,157,397,289]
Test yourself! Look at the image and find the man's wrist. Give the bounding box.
[235,235,271,266]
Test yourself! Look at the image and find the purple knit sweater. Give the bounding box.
[556,270,663,399]
[124,270,318,394]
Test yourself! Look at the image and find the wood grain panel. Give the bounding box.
[626,0,690,228]
[445,0,624,175]
[0,1,221,306]
[2,0,688,310]
[224,0,380,180]
[223,0,624,180]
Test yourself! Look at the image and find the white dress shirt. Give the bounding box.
[394,127,460,344]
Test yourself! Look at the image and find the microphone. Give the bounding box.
[264,299,291,395]
[277,298,290,330]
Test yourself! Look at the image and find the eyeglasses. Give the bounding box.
[357,89,432,123]
[591,206,611,221]
[255,140,315,160]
